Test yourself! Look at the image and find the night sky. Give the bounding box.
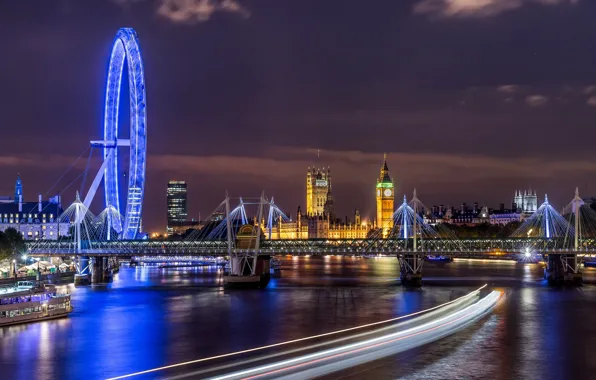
[1,0,596,233]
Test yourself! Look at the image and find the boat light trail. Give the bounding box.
[106,285,487,380]
[213,291,502,380]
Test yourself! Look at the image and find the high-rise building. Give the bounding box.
[167,181,187,235]
[306,167,333,217]
[376,154,394,238]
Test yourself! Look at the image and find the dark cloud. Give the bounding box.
[1,0,596,232]
[413,0,580,18]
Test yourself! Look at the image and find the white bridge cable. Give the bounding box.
[28,194,98,253]
[511,195,572,244]
[362,191,465,254]
[43,145,91,197]
[184,196,289,243]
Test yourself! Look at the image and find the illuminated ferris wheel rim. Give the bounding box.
[87,28,147,240]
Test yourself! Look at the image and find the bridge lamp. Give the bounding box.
[524,248,531,258]
[21,254,28,261]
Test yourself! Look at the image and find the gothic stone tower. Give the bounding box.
[306,167,331,217]
[376,154,394,238]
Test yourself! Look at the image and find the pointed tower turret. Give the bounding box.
[376,154,394,238]
[14,174,22,204]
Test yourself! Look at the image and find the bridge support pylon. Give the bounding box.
[544,254,582,286]
[91,256,114,284]
[398,253,423,287]
[74,256,91,286]
[223,193,271,289]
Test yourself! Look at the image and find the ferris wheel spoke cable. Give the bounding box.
[44,145,91,197]
[79,146,95,197]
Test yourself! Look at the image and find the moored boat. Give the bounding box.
[0,281,72,327]
[424,255,453,263]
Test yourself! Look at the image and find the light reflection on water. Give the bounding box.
[0,257,594,379]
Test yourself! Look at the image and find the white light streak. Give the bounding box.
[106,285,488,380]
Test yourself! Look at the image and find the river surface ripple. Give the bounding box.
[1,256,595,380]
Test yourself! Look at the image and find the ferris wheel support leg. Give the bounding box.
[82,149,114,210]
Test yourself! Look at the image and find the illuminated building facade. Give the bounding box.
[269,208,372,240]
[0,176,67,240]
[376,154,394,238]
[264,163,378,240]
[166,181,187,236]
[306,167,333,217]
[513,189,538,214]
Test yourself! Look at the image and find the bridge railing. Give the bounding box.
[26,237,596,256]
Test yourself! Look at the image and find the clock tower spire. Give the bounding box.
[376,154,394,238]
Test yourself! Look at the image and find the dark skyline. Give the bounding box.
[1,0,596,232]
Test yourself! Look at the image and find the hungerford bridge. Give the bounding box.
[24,28,593,287]
[27,189,596,287]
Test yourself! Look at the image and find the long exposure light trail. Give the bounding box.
[211,291,501,380]
[163,289,485,380]
[106,285,487,380]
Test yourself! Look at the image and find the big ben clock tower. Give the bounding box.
[376,154,394,238]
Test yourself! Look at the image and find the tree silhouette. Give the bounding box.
[0,228,26,261]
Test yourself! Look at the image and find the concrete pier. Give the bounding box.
[224,255,270,289]
[544,254,582,286]
[398,253,423,287]
[91,257,113,284]
[74,256,91,286]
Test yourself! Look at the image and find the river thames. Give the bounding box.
[1,257,595,379]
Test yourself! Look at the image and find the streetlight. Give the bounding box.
[12,259,16,279]
[34,257,41,280]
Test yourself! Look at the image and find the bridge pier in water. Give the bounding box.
[226,254,271,289]
[398,253,423,287]
[544,254,582,286]
[223,194,271,289]
[91,257,114,284]
[74,256,114,285]
[74,256,91,286]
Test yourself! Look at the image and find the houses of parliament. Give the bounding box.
[269,156,394,239]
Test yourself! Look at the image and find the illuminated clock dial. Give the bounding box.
[384,189,392,197]
[377,189,381,196]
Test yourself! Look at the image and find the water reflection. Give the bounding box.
[0,257,594,379]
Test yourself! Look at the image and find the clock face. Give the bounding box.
[384,189,392,197]
[377,189,381,196]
